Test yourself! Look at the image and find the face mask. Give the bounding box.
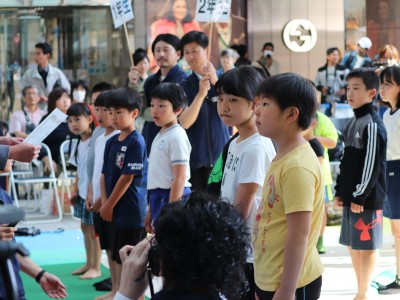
[73,90,86,102]
[263,50,274,58]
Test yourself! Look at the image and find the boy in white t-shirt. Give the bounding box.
[215,66,276,299]
[144,83,191,232]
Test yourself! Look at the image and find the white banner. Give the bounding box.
[194,0,232,23]
[110,0,134,29]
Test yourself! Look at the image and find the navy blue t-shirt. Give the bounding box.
[102,130,147,229]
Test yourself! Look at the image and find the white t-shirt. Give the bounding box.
[148,124,191,189]
[220,133,275,262]
[92,130,120,203]
[383,108,400,161]
[69,138,91,199]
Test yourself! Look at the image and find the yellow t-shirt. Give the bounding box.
[253,143,324,291]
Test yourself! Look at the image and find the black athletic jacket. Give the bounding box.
[335,103,387,209]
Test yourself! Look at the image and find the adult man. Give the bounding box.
[252,42,280,76]
[179,31,230,191]
[341,37,373,70]
[140,33,188,154]
[9,85,46,138]
[20,42,70,108]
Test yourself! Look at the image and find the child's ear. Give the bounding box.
[131,108,139,119]
[286,107,300,123]
[87,115,93,124]
[175,107,184,115]
[369,88,377,99]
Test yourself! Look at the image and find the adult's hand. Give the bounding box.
[39,272,68,299]
[0,136,24,146]
[9,143,41,163]
[0,226,16,240]
[128,66,140,85]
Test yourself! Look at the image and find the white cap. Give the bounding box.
[358,37,372,50]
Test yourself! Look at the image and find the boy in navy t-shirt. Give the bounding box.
[99,88,147,300]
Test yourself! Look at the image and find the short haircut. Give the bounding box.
[379,66,400,109]
[91,82,116,94]
[70,80,89,97]
[150,82,187,112]
[263,42,274,50]
[230,44,247,57]
[48,87,69,113]
[220,48,240,60]
[22,85,38,97]
[346,68,380,91]
[215,65,268,102]
[257,73,317,130]
[154,191,249,295]
[67,102,92,118]
[105,88,142,113]
[94,90,112,107]
[326,47,339,55]
[151,34,181,54]
[133,48,149,66]
[35,42,52,56]
[180,30,209,52]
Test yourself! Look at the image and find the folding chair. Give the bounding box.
[59,139,77,216]
[14,143,62,223]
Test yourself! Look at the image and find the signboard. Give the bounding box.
[194,0,232,23]
[282,19,317,52]
[110,0,134,29]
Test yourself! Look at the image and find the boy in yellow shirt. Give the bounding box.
[253,72,324,300]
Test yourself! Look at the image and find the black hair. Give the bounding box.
[91,82,116,94]
[47,87,69,113]
[262,42,274,50]
[70,80,89,99]
[22,85,38,97]
[180,30,209,52]
[154,191,249,296]
[35,42,52,56]
[105,88,142,114]
[161,0,193,23]
[133,48,149,66]
[346,68,380,91]
[151,34,181,54]
[150,82,187,112]
[256,73,317,130]
[215,65,268,102]
[326,47,339,55]
[66,103,94,163]
[230,44,247,57]
[379,66,400,109]
[94,91,112,107]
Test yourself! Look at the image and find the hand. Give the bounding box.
[198,76,211,98]
[39,95,48,103]
[272,287,295,300]
[39,272,68,299]
[92,200,102,213]
[0,136,24,146]
[351,202,364,213]
[321,86,329,94]
[128,66,140,85]
[119,245,135,264]
[86,195,93,211]
[144,209,153,234]
[0,159,13,173]
[99,202,113,222]
[42,156,57,173]
[9,143,41,163]
[0,226,16,240]
[202,62,218,85]
[334,196,343,207]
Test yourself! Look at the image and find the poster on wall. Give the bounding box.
[366,0,400,59]
[145,0,247,69]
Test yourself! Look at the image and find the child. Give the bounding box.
[215,65,275,299]
[86,91,120,300]
[99,88,147,300]
[378,66,400,294]
[335,68,387,300]
[67,103,101,279]
[144,82,191,232]
[253,73,324,300]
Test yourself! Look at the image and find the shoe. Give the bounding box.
[378,280,400,295]
[95,278,112,291]
[93,277,111,287]
[316,236,326,254]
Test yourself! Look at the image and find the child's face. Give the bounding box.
[96,106,113,128]
[68,114,92,136]
[346,77,376,109]
[255,95,286,138]
[217,93,254,128]
[109,107,136,131]
[380,77,400,104]
[150,98,180,128]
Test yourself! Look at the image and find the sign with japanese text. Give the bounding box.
[110,0,134,28]
[194,0,231,23]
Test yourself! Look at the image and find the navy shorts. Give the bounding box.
[148,187,191,222]
[339,207,383,250]
[73,196,94,225]
[110,224,146,264]
[384,160,400,219]
[93,212,112,250]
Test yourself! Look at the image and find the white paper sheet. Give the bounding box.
[24,108,68,145]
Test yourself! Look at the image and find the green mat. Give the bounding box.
[21,263,110,300]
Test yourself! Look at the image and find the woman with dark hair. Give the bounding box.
[115,191,250,300]
[70,80,89,103]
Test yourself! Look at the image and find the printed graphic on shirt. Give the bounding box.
[221,150,239,186]
[116,152,125,169]
[354,210,383,241]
